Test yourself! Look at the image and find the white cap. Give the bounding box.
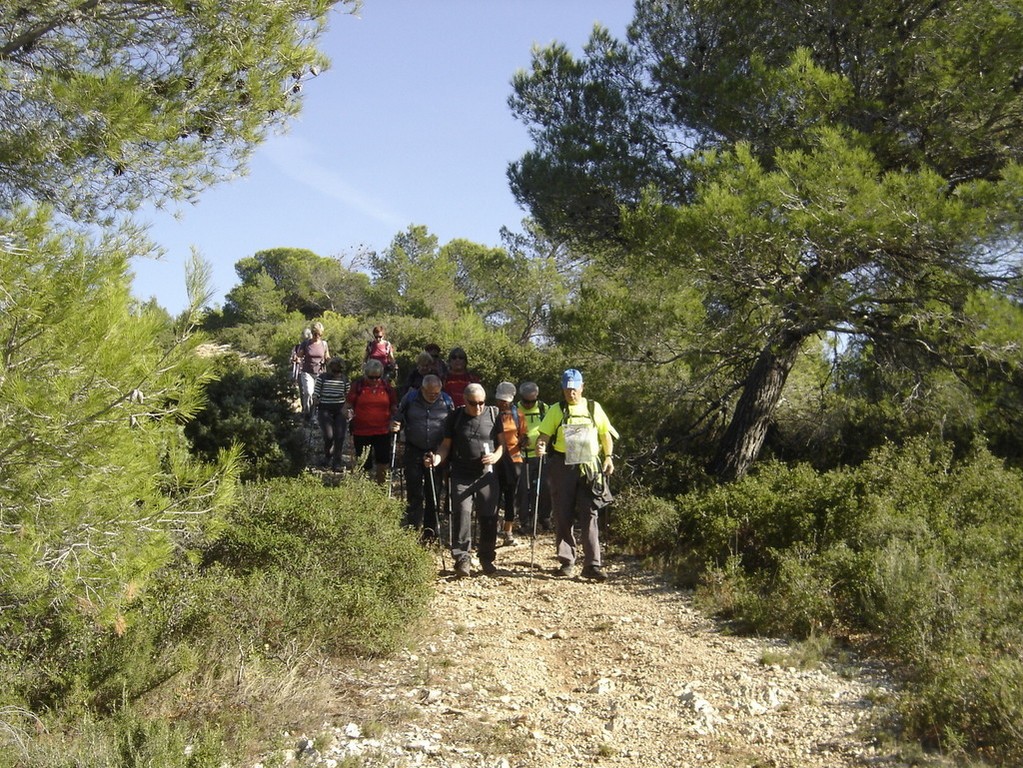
[495,381,517,402]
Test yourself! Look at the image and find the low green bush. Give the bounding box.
[2,475,435,766]
[608,487,681,556]
[903,654,1023,763]
[195,475,435,657]
[674,438,1023,764]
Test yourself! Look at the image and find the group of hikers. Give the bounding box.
[290,325,619,582]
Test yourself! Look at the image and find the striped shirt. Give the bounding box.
[314,374,350,405]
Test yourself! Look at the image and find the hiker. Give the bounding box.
[296,322,330,423]
[364,325,397,382]
[392,374,453,542]
[312,357,351,471]
[347,358,398,485]
[516,381,552,534]
[535,369,618,582]
[403,350,441,401]
[425,383,504,577]
[424,342,448,380]
[494,381,527,546]
[442,347,480,408]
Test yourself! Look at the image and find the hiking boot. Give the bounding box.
[503,531,517,546]
[454,557,471,578]
[557,563,577,578]
[581,565,608,582]
[481,561,498,576]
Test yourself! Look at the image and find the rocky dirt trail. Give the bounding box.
[258,521,911,768]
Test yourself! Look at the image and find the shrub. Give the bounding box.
[608,487,681,557]
[185,353,305,480]
[1,475,435,764]
[198,475,434,656]
[903,655,1023,763]
[680,438,1023,764]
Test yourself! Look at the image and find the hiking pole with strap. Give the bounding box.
[530,453,545,579]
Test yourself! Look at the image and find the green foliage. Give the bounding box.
[2,475,434,764]
[903,655,1023,762]
[0,708,229,768]
[0,0,358,223]
[0,207,239,713]
[607,487,681,558]
[227,247,372,320]
[511,0,1023,480]
[656,438,1023,762]
[198,476,434,656]
[184,353,305,481]
[222,270,291,325]
[444,221,572,344]
[369,226,464,320]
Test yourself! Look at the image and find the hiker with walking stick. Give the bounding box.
[494,381,528,547]
[391,374,453,544]
[425,383,504,578]
[516,381,552,535]
[534,369,618,582]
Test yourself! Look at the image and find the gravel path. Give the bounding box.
[259,527,913,768]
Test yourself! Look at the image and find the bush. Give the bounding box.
[185,353,305,480]
[197,475,434,656]
[903,654,1023,763]
[608,487,681,557]
[677,438,1023,764]
[1,475,435,765]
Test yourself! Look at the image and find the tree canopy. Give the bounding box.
[0,0,356,223]
[510,0,1023,480]
[226,246,371,321]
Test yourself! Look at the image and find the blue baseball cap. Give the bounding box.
[561,368,584,388]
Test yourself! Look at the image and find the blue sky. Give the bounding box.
[133,1,635,314]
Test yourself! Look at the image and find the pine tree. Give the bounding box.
[0,206,238,662]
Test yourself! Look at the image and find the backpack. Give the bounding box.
[350,376,391,400]
[558,399,596,429]
[505,405,521,431]
[559,399,613,505]
[366,339,394,364]
[453,404,499,435]
[300,338,329,374]
[518,400,547,420]
[398,388,453,418]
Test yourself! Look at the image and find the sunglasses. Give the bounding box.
[465,399,484,406]
[450,355,466,360]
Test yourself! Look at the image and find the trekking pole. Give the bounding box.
[428,461,445,572]
[530,454,545,580]
[388,431,398,499]
[446,471,454,575]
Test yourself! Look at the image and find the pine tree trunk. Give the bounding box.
[709,332,804,482]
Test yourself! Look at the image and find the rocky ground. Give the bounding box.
[254,500,918,768]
